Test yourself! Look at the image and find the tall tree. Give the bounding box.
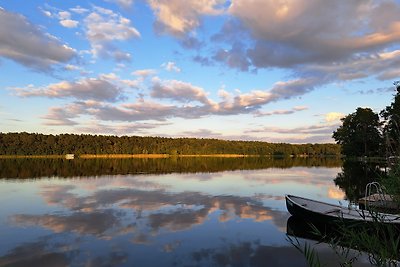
[333,107,382,157]
[380,81,400,156]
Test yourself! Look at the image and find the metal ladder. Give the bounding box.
[364,182,387,209]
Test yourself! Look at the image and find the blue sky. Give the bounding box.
[1,0,400,143]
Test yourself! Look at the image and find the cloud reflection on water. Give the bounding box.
[0,163,350,266]
[6,181,292,266]
[0,240,70,267]
[14,185,288,236]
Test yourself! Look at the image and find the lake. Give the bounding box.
[0,157,382,266]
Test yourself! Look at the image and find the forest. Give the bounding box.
[0,132,341,157]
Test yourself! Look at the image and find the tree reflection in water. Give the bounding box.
[0,156,342,179]
[334,159,387,203]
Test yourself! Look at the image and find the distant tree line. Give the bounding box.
[333,81,400,157]
[0,132,341,156]
[0,157,342,179]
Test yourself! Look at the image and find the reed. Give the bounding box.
[0,155,65,159]
[79,154,170,158]
[286,234,322,267]
[0,153,261,159]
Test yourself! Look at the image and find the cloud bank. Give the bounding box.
[0,8,76,71]
[5,0,400,142]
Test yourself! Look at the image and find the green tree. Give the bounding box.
[333,107,382,157]
[0,132,340,156]
[380,81,400,156]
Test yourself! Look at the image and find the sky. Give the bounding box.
[1,0,400,144]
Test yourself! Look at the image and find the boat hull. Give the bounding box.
[285,194,400,227]
[285,195,346,225]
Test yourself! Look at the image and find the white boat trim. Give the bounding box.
[287,194,400,224]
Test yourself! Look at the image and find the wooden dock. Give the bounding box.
[358,193,400,211]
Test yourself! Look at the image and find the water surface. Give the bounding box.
[0,157,377,266]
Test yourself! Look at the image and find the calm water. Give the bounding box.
[0,157,382,266]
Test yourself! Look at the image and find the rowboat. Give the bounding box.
[285,194,400,226]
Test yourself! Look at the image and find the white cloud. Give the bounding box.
[58,11,71,20]
[40,9,52,18]
[229,0,400,68]
[245,122,341,143]
[180,129,222,139]
[161,61,181,72]
[151,78,211,105]
[94,101,178,121]
[305,49,400,82]
[32,74,338,130]
[148,0,225,36]
[64,64,81,71]
[120,79,140,88]
[108,77,318,120]
[218,89,231,99]
[86,7,140,41]
[149,77,319,119]
[215,78,318,115]
[99,72,141,88]
[42,106,80,126]
[213,42,250,71]
[132,69,157,78]
[265,134,335,144]
[60,19,79,28]
[254,106,308,117]
[0,8,76,71]
[107,0,135,9]
[293,106,308,111]
[57,11,79,28]
[70,6,89,14]
[15,78,125,102]
[99,72,119,81]
[260,125,337,135]
[197,0,400,97]
[75,121,169,135]
[325,112,344,123]
[84,6,140,61]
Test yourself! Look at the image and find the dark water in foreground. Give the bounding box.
[0,158,381,266]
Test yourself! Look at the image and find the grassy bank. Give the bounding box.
[0,154,262,159]
[0,155,66,159]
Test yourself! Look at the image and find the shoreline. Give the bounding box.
[0,154,343,159]
[0,154,261,159]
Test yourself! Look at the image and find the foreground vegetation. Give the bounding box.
[291,82,400,266]
[287,158,400,267]
[0,132,340,157]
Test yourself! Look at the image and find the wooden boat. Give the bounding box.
[285,194,400,226]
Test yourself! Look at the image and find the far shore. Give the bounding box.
[0,154,262,159]
[81,154,258,158]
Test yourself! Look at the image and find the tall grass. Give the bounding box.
[286,233,322,267]
[288,216,400,266]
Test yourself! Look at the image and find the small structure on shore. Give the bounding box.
[65,154,75,160]
[358,182,400,212]
[358,193,400,211]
